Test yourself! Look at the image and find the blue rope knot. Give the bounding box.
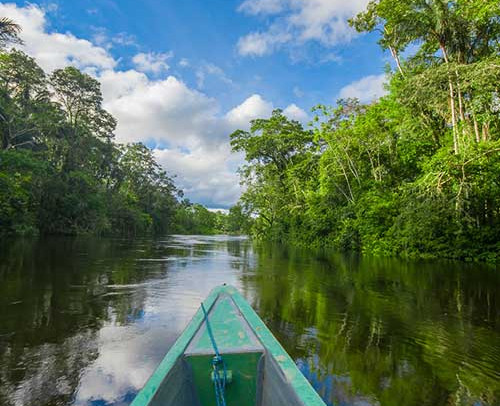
[212,354,224,370]
[201,303,228,406]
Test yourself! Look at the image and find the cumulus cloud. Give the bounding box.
[283,103,308,122]
[0,3,116,72]
[100,71,221,149]
[132,51,173,74]
[225,94,273,128]
[101,76,283,207]
[338,74,387,103]
[237,0,369,57]
[105,86,303,207]
[237,29,292,57]
[154,147,243,208]
[1,2,309,207]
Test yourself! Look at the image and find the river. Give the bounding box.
[0,235,499,406]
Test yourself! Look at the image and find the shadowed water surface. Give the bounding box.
[0,235,499,406]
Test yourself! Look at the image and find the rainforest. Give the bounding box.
[0,28,248,237]
[1,0,500,262]
[230,1,500,262]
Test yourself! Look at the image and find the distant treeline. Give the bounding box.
[230,0,500,262]
[0,20,250,237]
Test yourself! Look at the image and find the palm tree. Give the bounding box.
[0,17,23,48]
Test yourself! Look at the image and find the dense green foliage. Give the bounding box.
[174,202,252,235]
[0,50,180,236]
[0,34,247,236]
[231,0,500,261]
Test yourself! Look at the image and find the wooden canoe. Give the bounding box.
[130,284,326,406]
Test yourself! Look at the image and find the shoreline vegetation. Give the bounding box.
[230,1,500,263]
[2,0,500,263]
[0,20,249,238]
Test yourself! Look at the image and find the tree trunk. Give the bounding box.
[473,116,480,143]
[389,46,405,77]
[456,81,465,122]
[440,43,459,154]
[449,80,459,154]
[383,27,404,77]
[482,123,489,142]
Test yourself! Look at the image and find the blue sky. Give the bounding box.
[1,0,389,208]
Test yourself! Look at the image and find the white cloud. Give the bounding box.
[225,94,274,128]
[92,28,137,50]
[112,32,137,47]
[239,0,286,14]
[100,71,220,149]
[154,147,243,208]
[132,51,172,74]
[100,73,277,205]
[283,103,308,122]
[338,74,387,103]
[195,63,233,89]
[179,58,190,67]
[237,0,370,57]
[1,3,303,207]
[0,3,116,72]
[237,29,291,56]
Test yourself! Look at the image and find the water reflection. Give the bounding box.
[0,237,498,406]
[243,245,500,406]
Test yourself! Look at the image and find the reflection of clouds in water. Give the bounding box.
[5,331,98,406]
[74,325,156,405]
[168,234,249,246]
[74,301,193,405]
[74,293,196,405]
[73,245,245,406]
[136,256,205,262]
[0,235,254,406]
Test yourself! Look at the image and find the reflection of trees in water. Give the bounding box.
[244,244,500,406]
[1,236,498,406]
[227,238,254,274]
[0,237,173,406]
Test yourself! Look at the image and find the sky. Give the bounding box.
[0,0,390,209]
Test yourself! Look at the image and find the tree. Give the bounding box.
[48,67,117,176]
[111,143,179,235]
[50,67,116,140]
[230,109,316,239]
[350,0,500,154]
[0,50,58,150]
[0,42,186,237]
[225,204,252,234]
[0,17,23,49]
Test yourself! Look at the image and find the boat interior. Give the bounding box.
[146,292,306,406]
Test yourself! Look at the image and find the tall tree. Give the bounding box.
[231,109,315,239]
[0,50,58,150]
[350,0,500,154]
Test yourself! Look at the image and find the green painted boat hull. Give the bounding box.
[130,285,326,406]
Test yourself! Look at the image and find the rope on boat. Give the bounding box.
[201,302,228,406]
